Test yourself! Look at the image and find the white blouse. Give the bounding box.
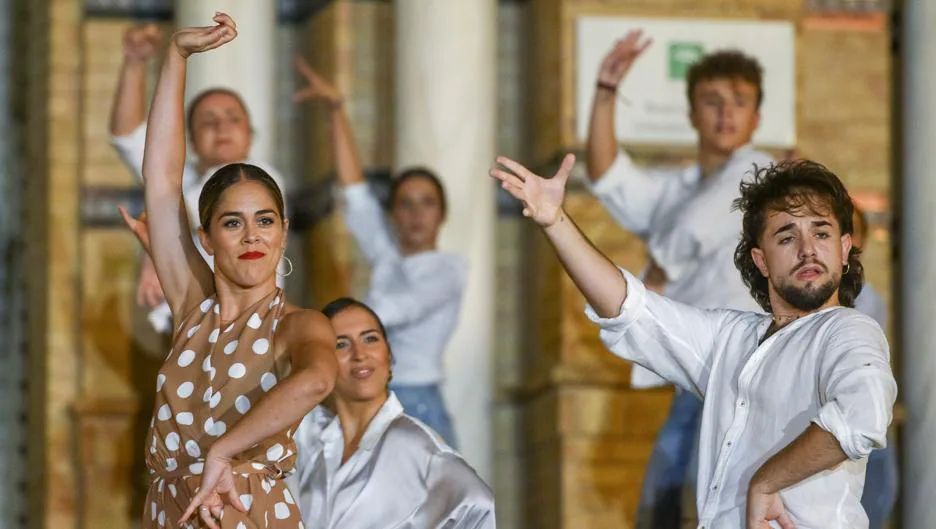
[341,183,467,385]
[291,393,495,528]
[587,268,897,529]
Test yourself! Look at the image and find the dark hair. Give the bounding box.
[686,50,764,109]
[732,160,863,311]
[322,297,394,371]
[198,163,285,231]
[389,167,447,216]
[186,88,251,138]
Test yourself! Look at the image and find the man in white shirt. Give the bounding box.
[490,155,897,528]
[585,31,772,527]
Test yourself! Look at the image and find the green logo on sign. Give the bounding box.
[668,42,705,80]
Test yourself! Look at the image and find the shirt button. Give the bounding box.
[738,400,746,407]
[726,441,732,447]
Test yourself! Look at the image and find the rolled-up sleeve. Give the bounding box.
[812,312,897,460]
[110,122,148,182]
[585,267,727,397]
[341,183,399,265]
[587,151,669,238]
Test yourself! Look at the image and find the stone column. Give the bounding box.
[901,0,936,525]
[175,0,277,162]
[394,0,497,480]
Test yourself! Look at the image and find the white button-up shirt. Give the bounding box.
[342,183,467,385]
[291,393,495,528]
[589,146,774,387]
[587,269,897,529]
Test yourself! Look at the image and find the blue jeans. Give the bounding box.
[636,389,703,529]
[863,441,898,529]
[390,383,458,449]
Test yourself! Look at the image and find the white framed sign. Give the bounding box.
[575,16,796,147]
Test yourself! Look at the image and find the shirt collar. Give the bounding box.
[320,392,405,451]
[683,143,757,185]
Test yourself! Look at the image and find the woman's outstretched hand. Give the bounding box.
[490,153,576,228]
[171,12,238,59]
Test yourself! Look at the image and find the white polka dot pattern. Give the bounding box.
[266,443,284,461]
[260,372,277,392]
[165,432,180,451]
[146,290,292,527]
[235,395,251,414]
[228,363,247,379]
[252,338,269,354]
[240,494,253,511]
[177,350,196,367]
[176,382,194,399]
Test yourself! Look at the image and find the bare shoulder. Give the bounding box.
[277,304,335,346]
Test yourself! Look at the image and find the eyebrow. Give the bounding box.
[772,219,834,236]
[219,209,279,219]
[772,223,796,236]
[335,328,380,340]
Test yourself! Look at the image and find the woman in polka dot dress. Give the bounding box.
[123,14,338,529]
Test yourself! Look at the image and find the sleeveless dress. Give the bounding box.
[142,288,305,528]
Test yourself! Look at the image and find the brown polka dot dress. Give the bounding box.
[143,288,306,528]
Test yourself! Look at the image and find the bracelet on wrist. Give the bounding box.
[596,81,618,93]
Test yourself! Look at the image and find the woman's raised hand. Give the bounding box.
[171,12,238,59]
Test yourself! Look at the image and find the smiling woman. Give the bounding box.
[292,298,494,528]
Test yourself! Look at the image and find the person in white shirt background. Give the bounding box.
[110,24,287,335]
[851,203,899,529]
[490,154,896,528]
[291,297,494,528]
[289,57,466,448]
[585,31,771,528]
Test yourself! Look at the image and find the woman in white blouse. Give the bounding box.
[293,57,466,446]
[292,298,494,528]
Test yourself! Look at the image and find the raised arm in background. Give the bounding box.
[585,30,650,181]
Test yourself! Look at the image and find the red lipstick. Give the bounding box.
[238,251,266,260]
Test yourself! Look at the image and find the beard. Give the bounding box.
[776,277,838,312]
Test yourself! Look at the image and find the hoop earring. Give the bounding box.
[843,263,850,275]
[278,255,294,277]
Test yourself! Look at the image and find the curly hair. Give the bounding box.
[732,160,863,312]
[686,50,764,109]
